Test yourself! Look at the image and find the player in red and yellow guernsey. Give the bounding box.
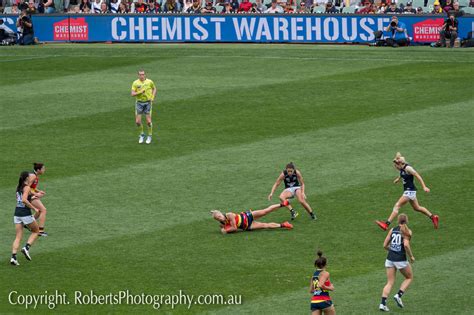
[28,163,48,237]
[310,251,335,315]
[210,201,292,234]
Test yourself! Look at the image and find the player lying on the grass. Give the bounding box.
[11,171,40,266]
[379,213,414,312]
[310,250,335,315]
[268,162,316,220]
[376,152,439,231]
[211,201,292,234]
[28,162,48,236]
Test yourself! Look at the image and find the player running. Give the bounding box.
[211,201,293,234]
[376,152,439,231]
[379,213,414,312]
[10,171,40,266]
[28,162,48,236]
[310,250,335,315]
[268,162,316,220]
[131,70,156,144]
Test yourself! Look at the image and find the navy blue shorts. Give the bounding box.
[310,300,333,311]
[244,210,254,230]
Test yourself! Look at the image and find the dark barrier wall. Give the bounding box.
[1,14,473,43]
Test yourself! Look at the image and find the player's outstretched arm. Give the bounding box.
[407,166,429,192]
[268,173,284,200]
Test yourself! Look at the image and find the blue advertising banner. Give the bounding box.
[1,14,473,43]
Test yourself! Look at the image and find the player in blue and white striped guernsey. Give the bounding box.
[379,214,415,312]
[376,152,439,231]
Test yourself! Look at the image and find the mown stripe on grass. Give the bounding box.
[209,246,474,314]
[0,55,412,131]
[0,101,471,252]
[0,162,470,314]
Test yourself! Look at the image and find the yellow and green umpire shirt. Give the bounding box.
[131,79,156,102]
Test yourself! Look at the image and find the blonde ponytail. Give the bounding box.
[394,152,406,164]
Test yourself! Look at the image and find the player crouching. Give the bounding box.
[211,201,292,234]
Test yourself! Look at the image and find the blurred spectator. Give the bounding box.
[297,1,310,12]
[385,1,401,13]
[42,0,56,13]
[91,0,101,12]
[283,3,294,12]
[201,0,216,12]
[416,6,423,13]
[68,5,80,12]
[117,1,128,12]
[221,1,235,13]
[443,0,453,12]
[357,1,375,13]
[186,0,201,12]
[26,0,38,14]
[449,2,463,17]
[230,0,239,10]
[182,0,192,11]
[11,4,19,14]
[134,0,148,12]
[248,2,258,12]
[265,0,283,12]
[79,0,92,12]
[238,0,252,11]
[109,0,120,13]
[325,1,338,12]
[163,0,179,12]
[149,0,162,12]
[255,0,267,12]
[99,1,108,12]
[432,1,443,13]
[470,0,473,7]
[403,1,415,13]
[438,13,458,47]
[377,2,387,13]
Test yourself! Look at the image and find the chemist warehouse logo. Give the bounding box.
[413,18,444,42]
[53,18,88,41]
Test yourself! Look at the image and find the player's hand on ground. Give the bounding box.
[423,187,430,193]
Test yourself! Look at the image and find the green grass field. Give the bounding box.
[0,44,473,314]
